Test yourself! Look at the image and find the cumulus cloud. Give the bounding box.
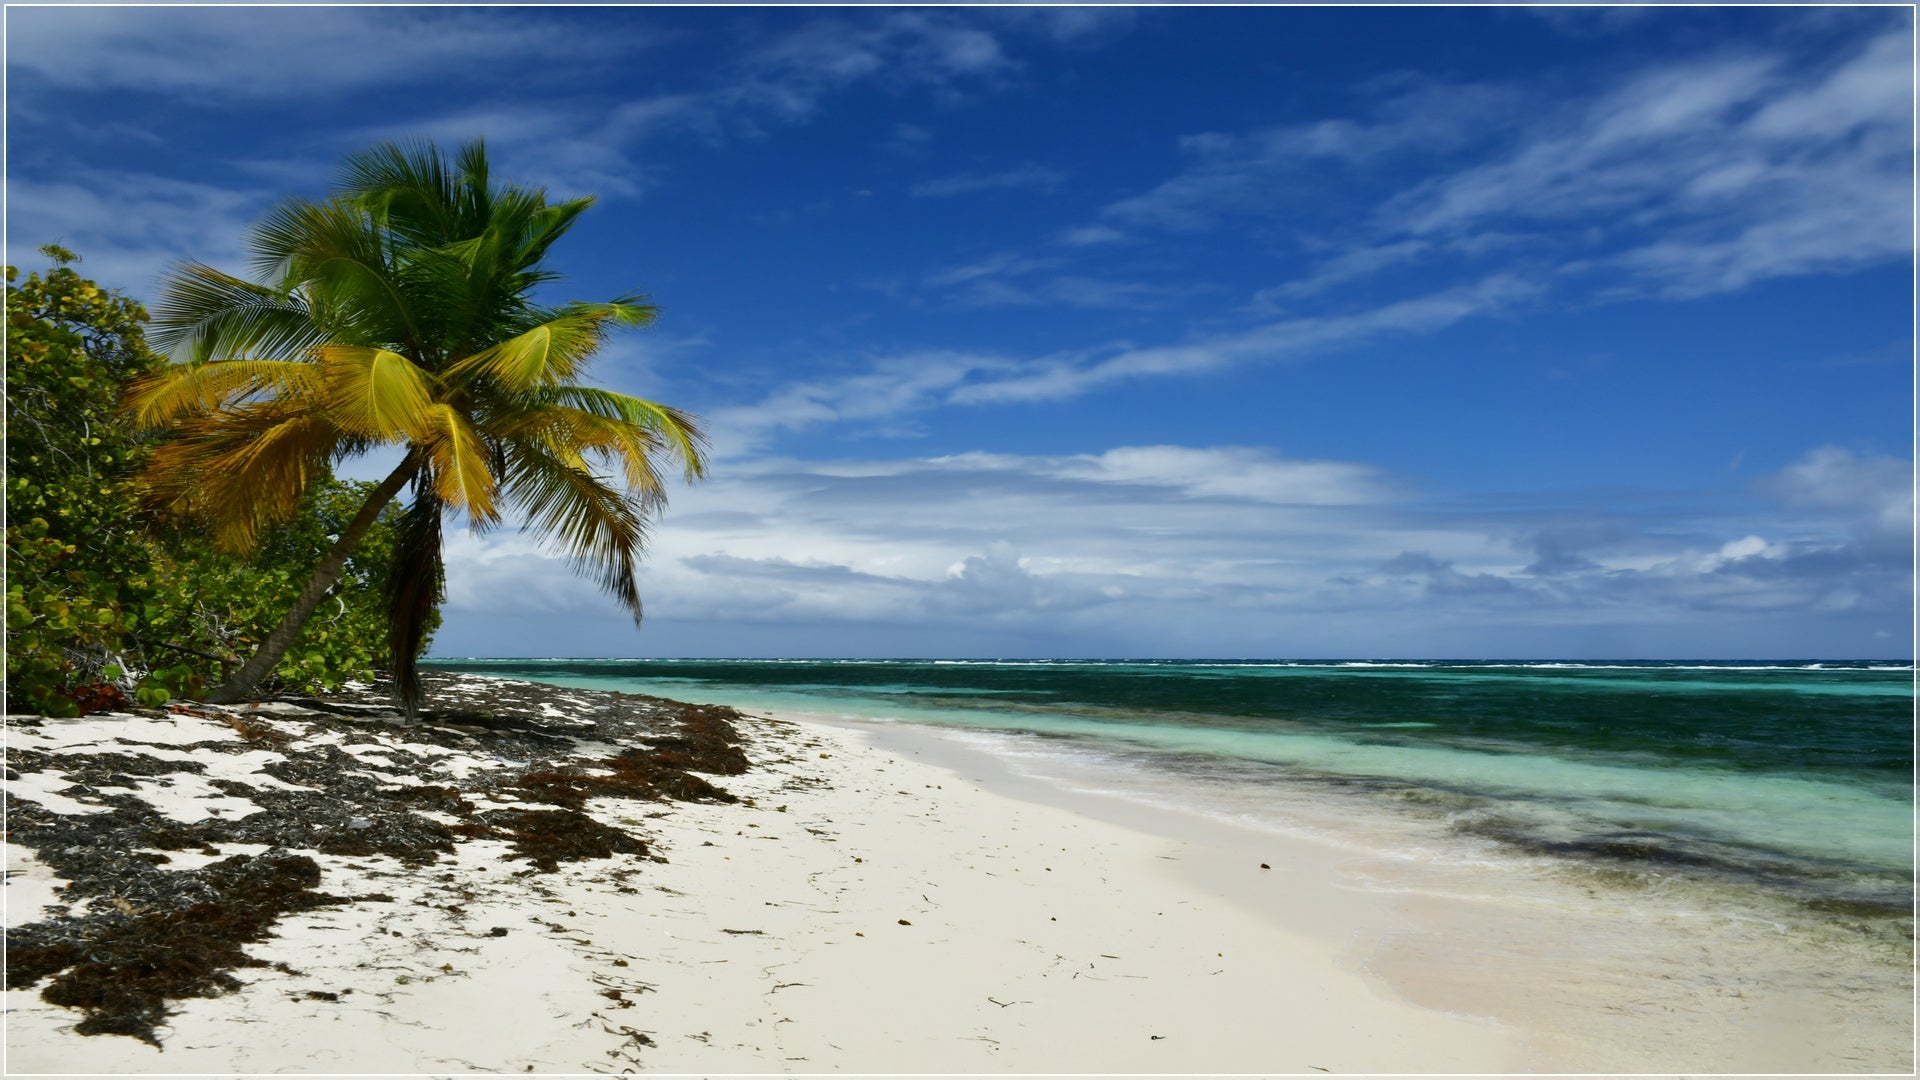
[433,442,1912,657]
[1769,445,1914,540]
[1379,552,1525,598]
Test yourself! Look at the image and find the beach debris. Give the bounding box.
[5,853,350,1045]
[897,918,912,925]
[3,671,758,1047]
[1260,863,1271,869]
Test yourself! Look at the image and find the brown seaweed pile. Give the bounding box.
[3,671,754,1046]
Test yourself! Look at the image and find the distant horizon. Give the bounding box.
[425,655,1916,665]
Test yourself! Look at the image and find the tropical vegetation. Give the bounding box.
[124,139,707,716]
[6,248,408,715]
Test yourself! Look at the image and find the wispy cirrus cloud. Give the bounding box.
[910,163,1066,198]
[1057,21,1911,310]
[948,272,1540,405]
[6,172,270,298]
[704,272,1539,453]
[1384,28,1914,298]
[721,9,1014,120]
[1097,80,1523,233]
[4,7,635,99]
[918,249,1179,310]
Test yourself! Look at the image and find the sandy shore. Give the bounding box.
[4,675,1909,1076]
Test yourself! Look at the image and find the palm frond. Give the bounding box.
[540,385,708,480]
[249,198,425,354]
[250,198,379,286]
[122,359,325,430]
[495,402,674,506]
[441,307,625,392]
[317,346,437,439]
[503,443,651,624]
[340,140,462,245]
[421,403,497,524]
[512,198,594,268]
[148,262,330,362]
[139,405,340,553]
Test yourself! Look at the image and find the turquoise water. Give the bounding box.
[427,658,1915,920]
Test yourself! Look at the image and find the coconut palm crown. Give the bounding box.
[124,139,707,715]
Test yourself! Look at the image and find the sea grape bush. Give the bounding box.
[6,249,163,714]
[5,250,429,715]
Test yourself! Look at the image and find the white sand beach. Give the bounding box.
[4,679,1910,1076]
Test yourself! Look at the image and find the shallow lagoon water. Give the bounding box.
[428,658,1914,922]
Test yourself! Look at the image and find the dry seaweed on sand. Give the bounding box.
[3,671,756,1046]
[6,854,348,1045]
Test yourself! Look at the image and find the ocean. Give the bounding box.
[425,657,1914,935]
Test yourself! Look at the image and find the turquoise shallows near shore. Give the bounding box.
[428,658,1915,922]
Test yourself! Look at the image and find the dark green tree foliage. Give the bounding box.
[5,250,424,715]
[6,249,162,713]
[139,478,440,701]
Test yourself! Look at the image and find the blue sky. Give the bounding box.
[7,5,1913,659]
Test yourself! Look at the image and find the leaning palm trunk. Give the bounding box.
[204,453,419,704]
[382,485,446,717]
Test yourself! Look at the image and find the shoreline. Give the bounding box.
[815,712,1915,1073]
[4,674,1910,1074]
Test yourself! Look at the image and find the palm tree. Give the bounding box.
[124,140,707,716]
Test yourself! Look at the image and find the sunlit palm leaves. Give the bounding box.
[125,138,707,712]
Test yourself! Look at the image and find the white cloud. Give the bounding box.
[1252,241,1431,307]
[5,172,268,299]
[1769,446,1915,542]
[5,8,628,99]
[432,441,1911,658]
[910,163,1066,198]
[1041,446,1392,505]
[1064,23,1910,310]
[1097,80,1520,233]
[924,250,1062,288]
[950,273,1540,404]
[1055,224,1128,247]
[725,9,1013,121]
[699,272,1537,454]
[702,350,1016,455]
[1383,28,1913,297]
[982,7,1142,46]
